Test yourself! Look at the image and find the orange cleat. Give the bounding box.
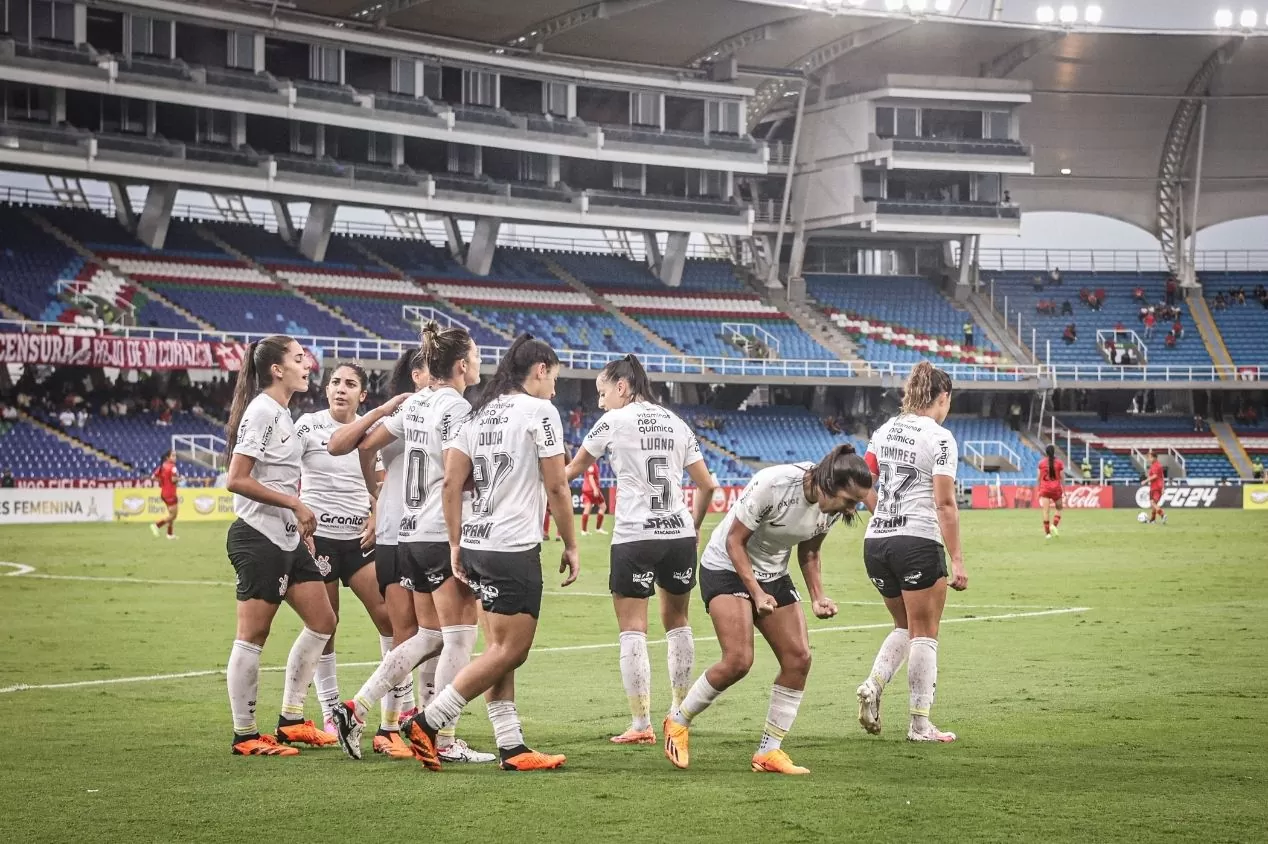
[499,749,566,771]
[276,719,337,747]
[373,730,413,759]
[751,748,810,775]
[401,713,441,772]
[232,734,300,756]
[662,716,689,769]
[610,726,656,745]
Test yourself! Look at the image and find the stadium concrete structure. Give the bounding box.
[0,0,1265,485]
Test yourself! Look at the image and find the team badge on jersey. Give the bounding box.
[278,574,290,598]
[314,554,332,578]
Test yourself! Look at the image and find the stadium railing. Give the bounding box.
[3,320,1261,383]
[972,248,1268,274]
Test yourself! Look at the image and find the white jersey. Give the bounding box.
[383,386,470,544]
[864,413,958,544]
[449,392,564,553]
[582,401,704,545]
[295,410,371,540]
[376,391,428,545]
[232,392,302,551]
[700,463,840,580]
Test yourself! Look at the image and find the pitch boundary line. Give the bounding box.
[0,606,1089,695]
[0,563,1057,608]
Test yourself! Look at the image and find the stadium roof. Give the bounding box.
[287,1,1268,238]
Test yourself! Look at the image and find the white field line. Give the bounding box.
[0,563,1057,608]
[0,606,1089,695]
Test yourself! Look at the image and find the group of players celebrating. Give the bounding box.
[219,325,968,774]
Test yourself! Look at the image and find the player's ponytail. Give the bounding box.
[600,354,655,403]
[809,443,874,525]
[389,345,426,395]
[1045,444,1057,480]
[900,361,953,415]
[420,320,475,383]
[467,333,558,417]
[225,334,292,453]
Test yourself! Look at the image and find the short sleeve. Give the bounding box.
[381,405,406,439]
[233,403,272,457]
[533,403,565,459]
[294,414,314,441]
[683,433,704,467]
[930,431,958,479]
[581,412,615,458]
[447,416,473,458]
[440,397,471,448]
[732,474,773,532]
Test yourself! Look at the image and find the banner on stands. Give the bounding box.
[15,478,169,489]
[1236,367,1260,382]
[0,334,223,370]
[1244,485,1268,510]
[113,488,237,522]
[1113,485,1243,510]
[971,485,1112,510]
[0,488,114,524]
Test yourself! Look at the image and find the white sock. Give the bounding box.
[416,655,437,708]
[378,635,403,731]
[423,684,469,732]
[671,674,721,727]
[665,626,694,711]
[227,640,262,736]
[757,684,804,754]
[486,699,525,750]
[866,628,911,694]
[908,637,939,732]
[281,628,331,721]
[314,652,339,722]
[618,631,652,731]
[435,625,478,746]
[352,628,442,722]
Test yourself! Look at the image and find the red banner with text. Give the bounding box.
[971,485,1112,510]
[0,334,229,370]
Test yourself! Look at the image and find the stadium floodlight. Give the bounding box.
[1060,167,1072,175]
[1084,4,1103,23]
[1239,8,1258,27]
[1214,9,1234,27]
[1036,5,1056,23]
[1058,5,1079,23]
[933,0,953,10]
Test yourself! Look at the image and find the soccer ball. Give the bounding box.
[1136,512,1149,523]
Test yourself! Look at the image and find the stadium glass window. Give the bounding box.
[875,106,894,137]
[985,111,1011,140]
[227,31,254,70]
[367,132,396,164]
[546,81,569,116]
[197,108,231,145]
[31,0,75,42]
[518,151,547,183]
[128,15,172,58]
[861,168,884,201]
[613,161,643,192]
[462,69,497,107]
[707,100,740,135]
[309,45,341,83]
[391,58,416,96]
[695,169,724,198]
[111,97,148,134]
[630,91,659,128]
[895,107,918,138]
[290,120,319,155]
[2,83,50,121]
[448,142,479,175]
[422,64,442,99]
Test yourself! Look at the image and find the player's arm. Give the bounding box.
[569,414,610,482]
[723,519,774,614]
[441,447,471,552]
[796,532,837,618]
[863,449,879,513]
[932,475,967,591]
[543,452,580,586]
[327,393,410,455]
[685,461,718,533]
[565,448,596,483]
[226,452,315,540]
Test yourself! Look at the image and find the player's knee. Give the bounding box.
[718,651,753,683]
[783,646,812,679]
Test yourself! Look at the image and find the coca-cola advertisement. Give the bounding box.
[972,485,1112,510]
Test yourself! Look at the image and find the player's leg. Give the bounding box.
[1052,497,1063,534]
[752,597,812,774]
[312,578,342,730]
[595,496,607,533]
[858,595,909,735]
[164,503,179,538]
[1042,497,1052,537]
[581,500,591,534]
[276,571,338,748]
[655,538,697,712]
[431,572,495,762]
[345,559,414,758]
[900,542,953,743]
[609,542,656,743]
[377,544,421,716]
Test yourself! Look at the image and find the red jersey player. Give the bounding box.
[580,461,607,535]
[1146,451,1167,524]
[151,449,180,539]
[1037,444,1064,538]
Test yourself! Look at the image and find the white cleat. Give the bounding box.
[595,528,607,534]
[1044,533,1052,540]
[856,682,882,735]
[580,530,589,536]
[437,738,497,763]
[907,724,957,743]
[166,534,179,540]
[1050,526,1058,537]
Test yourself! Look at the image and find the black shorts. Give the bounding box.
[863,536,948,599]
[313,534,375,587]
[376,543,404,596]
[227,519,323,604]
[610,538,697,599]
[401,541,452,594]
[698,566,801,613]
[462,546,544,619]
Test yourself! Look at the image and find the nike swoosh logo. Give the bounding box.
[361,549,374,558]
[320,440,329,447]
[770,521,788,527]
[281,436,291,443]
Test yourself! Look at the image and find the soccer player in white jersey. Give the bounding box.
[294,362,412,758]
[663,445,873,775]
[222,335,337,756]
[328,324,495,764]
[565,355,718,745]
[856,362,968,743]
[402,334,578,772]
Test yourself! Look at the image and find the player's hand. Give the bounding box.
[812,596,838,619]
[753,592,778,618]
[359,514,375,550]
[949,560,968,591]
[559,545,580,587]
[303,534,316,557]
[293,502,317,539]
[450,546,468,586]
[383,392,412,414]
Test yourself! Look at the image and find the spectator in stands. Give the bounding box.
[1061,300,1073,316]
[1081,456,1092,479]
[1105,337,1117,363]
[1079,287,1091,306]
[1232,286,1247,305]
[1213,292,1228,310]
[1032,275,1045,292]
[1088,291,1102,311]
[1,403,16,424]
[1193,414,1205,433]
[1253,457,1264,480]
[0,468,13,488]
[1049,267,1062,286]
[1133,285,1147,302]
[1003,190,1012,205]
[1258,286,1268,309]
[569,404,583,437]
[57,408,75,428]
[1144,310,1156,339]
[1009,400,1022,431]
[1172,319,1183,340]
[963,320,974,348]
[1063,323,1078,345]
[1165,331,1177,349]
[1165,277,1179,306]
[74,408,88,429]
